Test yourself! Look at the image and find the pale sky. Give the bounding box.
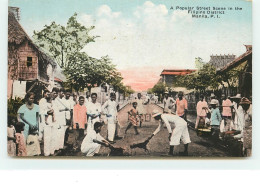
[9,0,252,91]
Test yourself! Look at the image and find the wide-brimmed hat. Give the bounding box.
[152,110,162,118]
[239,97,251,105]
[231,94,241,99]
[210,99,218,105]
[164,91,169,94]
[210,93,215,98]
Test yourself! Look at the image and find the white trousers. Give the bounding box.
[170,123,191,146]
[43,125,55,156]
[81,143,101,156]
[107,116,116,141]
[57,125,67,149]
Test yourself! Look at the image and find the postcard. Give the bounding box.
[7,0,252,158]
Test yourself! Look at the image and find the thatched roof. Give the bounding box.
[8,11,30,45]
[8,11,56,67]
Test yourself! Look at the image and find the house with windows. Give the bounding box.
[8,7,56,100]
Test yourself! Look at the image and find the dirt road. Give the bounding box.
[96,103,230,157]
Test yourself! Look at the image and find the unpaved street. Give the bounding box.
[61,103,230,157]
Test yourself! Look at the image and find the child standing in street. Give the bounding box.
[125,102,140,135]
[7,117,16,156]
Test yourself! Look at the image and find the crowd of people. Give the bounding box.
[160,91,252,156]
[7,88,122,157]
[197,93,252,156]
[7,88,252,157]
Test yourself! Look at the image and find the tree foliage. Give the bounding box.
[151,82,166,95]
[33,13,97,68]
[63,53,122,91]
[174,64,223,92]
[33,13,132,94]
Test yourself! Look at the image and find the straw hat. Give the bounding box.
[239,97,251,105]
[231,94,241,99]
[210,99,218,105]
[152,110,162,118]
[210,93,215,98]
[164,91,169,94]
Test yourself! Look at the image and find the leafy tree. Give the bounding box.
[33,13,97,68]
[63,53,120,91]
[147,88,153,94]
[174,63,223,92]
[33,13,127,94]
[151,82,166,95]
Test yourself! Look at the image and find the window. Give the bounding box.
[27,57,32,67]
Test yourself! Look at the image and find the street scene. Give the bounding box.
[60,102,230,157]
[7,0,252,158]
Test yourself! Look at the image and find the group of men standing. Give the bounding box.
[37,88,120,156]
[195,93,252,156]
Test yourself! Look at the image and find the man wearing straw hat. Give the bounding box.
[210,93,219,107]
[208,99,222,139]
[148,110,191,156]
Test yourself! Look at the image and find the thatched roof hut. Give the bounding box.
[8,10,56,81]
[8,9,56,99]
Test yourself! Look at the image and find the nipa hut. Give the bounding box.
[8,8,56,101]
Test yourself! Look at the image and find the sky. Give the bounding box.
[9,0,252,91]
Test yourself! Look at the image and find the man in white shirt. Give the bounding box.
[81,122,111,156]
[102,93,119,143]
[163,92,175,113]
[39,90,56,156]
[148,110,191,156]
[52,88,69,150]
[86,93,102,134]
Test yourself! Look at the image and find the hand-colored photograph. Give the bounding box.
[7,0,252,158]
